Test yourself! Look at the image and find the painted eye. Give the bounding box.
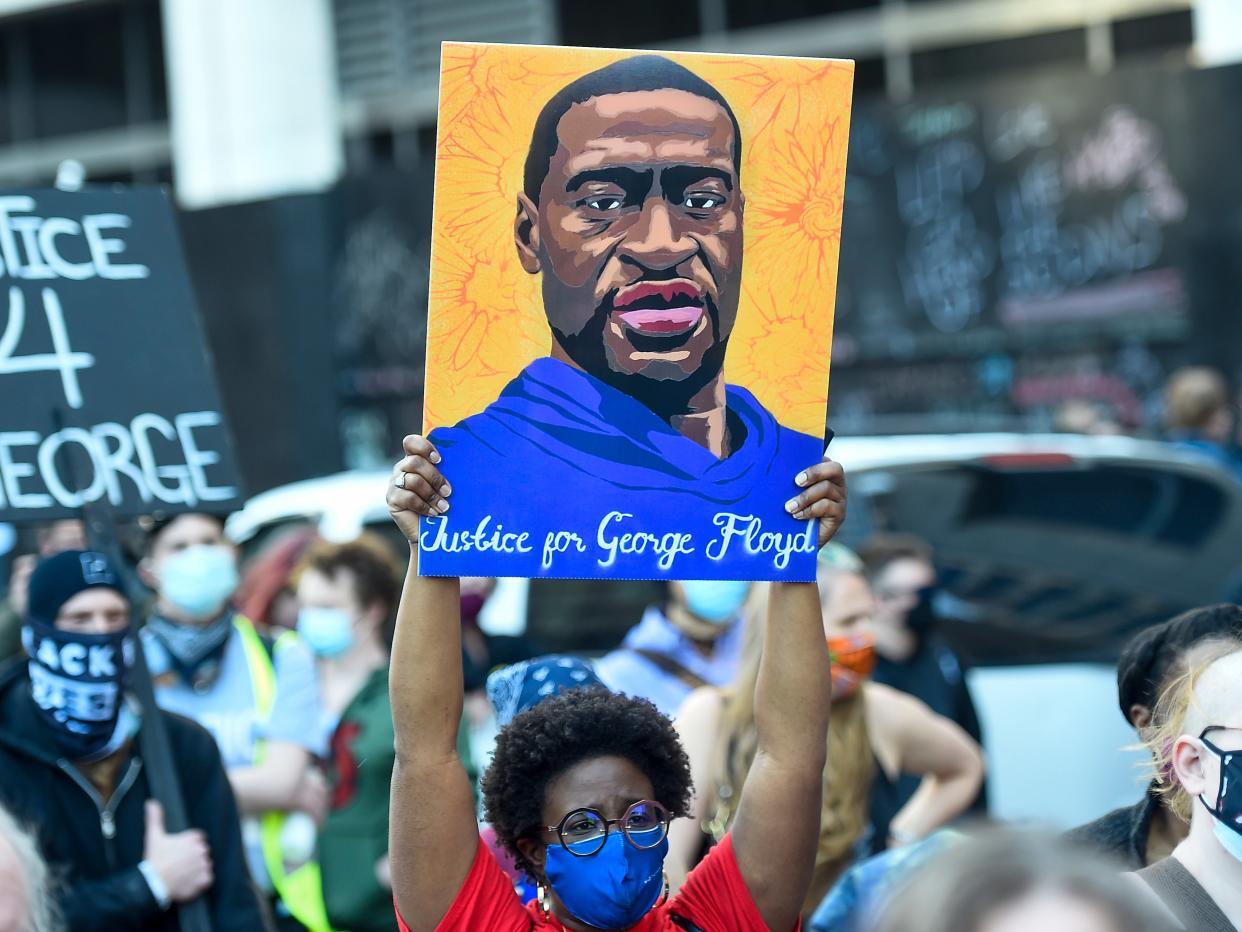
[584,196,623,211]
[684,194,723,209]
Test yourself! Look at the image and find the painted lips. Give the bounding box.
[612,282,706,337]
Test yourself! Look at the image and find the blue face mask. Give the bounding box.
[157,545,239,620]
[544,830,668,929]
[681,580,750,624]
[297,607,355,658]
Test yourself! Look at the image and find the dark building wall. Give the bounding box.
[175,167,436,496]
[177,194,344,494]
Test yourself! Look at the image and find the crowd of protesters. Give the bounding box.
[0,422,1240,931]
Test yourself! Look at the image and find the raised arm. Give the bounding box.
[731,457,845,932]
[385,435,479,931]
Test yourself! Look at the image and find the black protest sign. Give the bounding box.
[0,188,242,522]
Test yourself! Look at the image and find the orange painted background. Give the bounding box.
[423,42,854,436]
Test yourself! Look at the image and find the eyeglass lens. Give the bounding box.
[557,800,668,854]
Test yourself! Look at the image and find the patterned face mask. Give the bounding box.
[1199,728,1242,863]
[23,617,136,760]
[827,632,876,701]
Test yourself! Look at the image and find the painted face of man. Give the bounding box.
[517,88,743,401]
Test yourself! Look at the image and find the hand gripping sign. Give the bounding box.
[418,44,852,581]
[0,188,242,522]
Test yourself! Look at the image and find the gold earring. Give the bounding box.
[537,883,552,917]
[660,871,670,905]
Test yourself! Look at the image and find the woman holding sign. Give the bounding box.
[385,434,845,931]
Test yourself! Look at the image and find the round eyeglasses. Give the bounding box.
[542,799,670,857]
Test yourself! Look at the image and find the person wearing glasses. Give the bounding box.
[384,434,846,931]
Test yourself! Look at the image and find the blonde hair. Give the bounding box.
[1163,366,1228,432]
[709,580,874,903]
[873,828,1176,932]
[0,802,62,932]
[1147,641,1242,822]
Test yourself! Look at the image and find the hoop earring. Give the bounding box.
[660,871,670,905]
[537,883,552,917]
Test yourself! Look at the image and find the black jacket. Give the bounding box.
[0,662,268,931]
[1063,787,1159,870]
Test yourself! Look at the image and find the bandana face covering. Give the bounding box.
[1199,730,1242,863]
[23,617,136,761]
[147,610,234,688]
[828,632,877,701]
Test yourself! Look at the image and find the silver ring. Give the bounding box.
[393,472,408,490]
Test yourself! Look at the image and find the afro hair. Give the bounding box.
[481,686,693,877]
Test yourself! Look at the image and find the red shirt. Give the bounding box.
[396,833,797,931]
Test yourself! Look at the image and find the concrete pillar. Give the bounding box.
[161,0,344,208]
[1195,0,1242,66]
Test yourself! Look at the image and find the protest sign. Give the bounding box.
[0,188,241,523]
[419,44,852,580]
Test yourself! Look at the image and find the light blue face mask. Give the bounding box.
[297,607,355,658]
[681,580,750,624]
[157,545,239,621]
[1211,817,1242,862]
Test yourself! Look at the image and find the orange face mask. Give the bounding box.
[827,632,876,701]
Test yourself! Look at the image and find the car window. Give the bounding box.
[849,460,1239,665]
[957,465,1225,547]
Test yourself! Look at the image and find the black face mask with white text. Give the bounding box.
[22,617,136,761]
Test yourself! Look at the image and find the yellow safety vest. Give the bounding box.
[234,616,335,932]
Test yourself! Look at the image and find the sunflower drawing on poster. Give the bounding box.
[419,43,853,581]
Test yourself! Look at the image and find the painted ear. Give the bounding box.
[514,194,541,274]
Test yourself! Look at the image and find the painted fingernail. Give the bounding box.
[436,499,450,514]
[796,472,808,487]
[441,482,452,496]
[430,451,442,464]
[785,498,799,514]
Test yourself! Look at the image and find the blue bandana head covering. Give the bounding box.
[486,655,605,726]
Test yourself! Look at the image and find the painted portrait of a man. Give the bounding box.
[420,47,852,580]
